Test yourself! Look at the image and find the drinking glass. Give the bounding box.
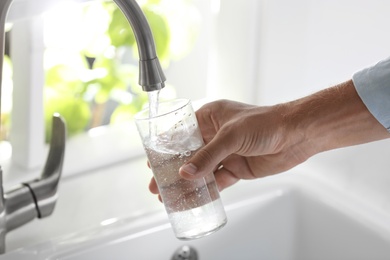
[135,99,227,240]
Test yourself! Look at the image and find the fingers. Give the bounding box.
[149,177,159,194]
[149,161,236,202]
[147,161,163,202]
[149,177,163,203]
[213,166,240,191]
[179,129,236,180]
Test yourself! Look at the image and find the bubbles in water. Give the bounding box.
[176,150,192,158]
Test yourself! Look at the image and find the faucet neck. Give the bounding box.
[113,0,166,91]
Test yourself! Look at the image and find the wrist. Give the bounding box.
[277,101,319,162]
[284,80,390,157]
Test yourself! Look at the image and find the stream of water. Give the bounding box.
[148,90,160,141]
[148,90,160,118]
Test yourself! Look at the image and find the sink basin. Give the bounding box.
[2,174,390,260]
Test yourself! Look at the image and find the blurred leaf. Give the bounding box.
[110,93,148,124]
[46,64,87,95]
[147,0,161,4]
[1,56,13,140]
[0,112,10,141]
[2,55,12,79]
[108,7,136,47]
[143,5,170,62]
[90,56,128,104]
[45,89,91,141]
[110,104,138,124]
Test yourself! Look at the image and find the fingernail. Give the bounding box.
[180,163,198,175]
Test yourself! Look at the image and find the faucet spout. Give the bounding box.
[114,0,166,92]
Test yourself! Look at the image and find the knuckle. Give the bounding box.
[195,148,215,166]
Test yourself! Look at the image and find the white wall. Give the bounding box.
[253,0,390,215]
[178,0,390,104]
[166,0,262,103]
[207,0,261,103]
[163,0,212,101]
[256,0,390,105]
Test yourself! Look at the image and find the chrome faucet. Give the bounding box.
[0,114,66,254]
[0,0,166,253]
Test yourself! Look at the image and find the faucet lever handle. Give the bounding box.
[24,113,66,218]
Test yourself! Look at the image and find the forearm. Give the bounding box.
[285,80,390,156]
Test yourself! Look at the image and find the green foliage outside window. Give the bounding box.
[0,55,12,141]
[44,0,199,141]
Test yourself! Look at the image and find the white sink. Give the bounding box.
[2,174,390,260]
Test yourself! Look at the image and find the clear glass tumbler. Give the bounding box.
[135,99,227,240]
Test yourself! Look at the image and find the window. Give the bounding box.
[1,0,264,180]
[1,0,219,178]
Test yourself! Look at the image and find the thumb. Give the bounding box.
[179,131,235,179]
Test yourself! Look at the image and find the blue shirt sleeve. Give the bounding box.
[352,57,390,132]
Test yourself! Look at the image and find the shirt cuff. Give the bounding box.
[352,57,390,132]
